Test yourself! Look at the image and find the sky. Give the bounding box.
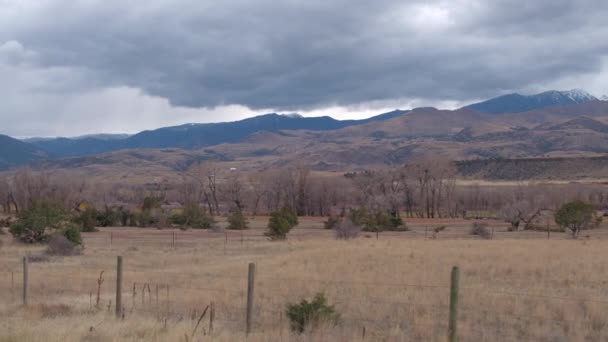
[1,0,608,137]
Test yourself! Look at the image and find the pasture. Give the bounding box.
[1,217,608,341]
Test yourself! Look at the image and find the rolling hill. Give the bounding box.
[27,111,408,158]
[0,135,47,169]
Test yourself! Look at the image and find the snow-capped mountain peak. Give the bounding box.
[601,95,608,101]
[559,89,597,102]
[466,89,598,114]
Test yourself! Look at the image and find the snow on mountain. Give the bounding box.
[466,89,598,114]
[555,89,597,103]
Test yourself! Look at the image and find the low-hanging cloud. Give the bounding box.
[1,0,608,136]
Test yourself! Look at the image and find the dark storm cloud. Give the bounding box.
[1,0,608,136]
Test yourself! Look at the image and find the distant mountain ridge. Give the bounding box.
[25,110,408,158]
[3,88,608,170]
[0,134,47,169]
[466,89,598,114]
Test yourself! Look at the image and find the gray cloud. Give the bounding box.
[1,0,608,136]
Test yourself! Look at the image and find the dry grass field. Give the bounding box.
[1,218,608,341]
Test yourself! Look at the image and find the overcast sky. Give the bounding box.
[2,1,608,137]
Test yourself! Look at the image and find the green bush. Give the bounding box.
[74,207,98,232]
[227,208,248,230]
[46,234,80,256]
[170,203,214,229]
[117,206,132,226]
[96,207,120,227]
[349,208,407,232]
[142,196,162,211]
[265,208,298,240]
[62,224,82,245]
[286,293,340,333]
[555,200,596,239]
[9,201,67,243]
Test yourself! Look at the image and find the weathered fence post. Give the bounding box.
[172,231,176,248]
[209,301,215,334]
[491,227,495,240]
[110,231,113,246]
[448,266,460,342]
[22,256,28,306]
[116,256,123,318]
[246,262,256,336]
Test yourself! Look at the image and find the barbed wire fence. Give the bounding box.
[2,256,608,341]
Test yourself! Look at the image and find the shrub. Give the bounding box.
[74,208,98,232]
[471,222,492,239]
[95,207,120,227]
[62,224,82,245]
[136,208,168,228]
[349,207,369,227]
[265,208,298,240]
[334,219,361,240]
[142,196,162,211]
[117,206,132,226]
[227,208,249,230]
[286,293,340,333]
[323,216,340,230]
[349,208,407,232]
[46,234,80,256]
[170,203,214,229]
[555,200,596,239]
[9,201,67,243]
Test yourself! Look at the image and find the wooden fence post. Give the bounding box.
[209,301,215,334]
[116,256,123,318]
[110,231,113,246]
[448,266,460,342]
[246,262,256,336]
[22,256,28,306]
[172,231,176,248]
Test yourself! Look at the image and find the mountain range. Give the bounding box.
[465,89,599,114]
[1,89,607,171]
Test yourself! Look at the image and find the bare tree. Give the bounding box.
[500,200,542,231]
[186,163,220,215]
[247,173,267,216]
[0,177,9,213]
[221,172,245,211]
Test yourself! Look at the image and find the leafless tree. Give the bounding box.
[186,163,220,215]
[221,172,245,211]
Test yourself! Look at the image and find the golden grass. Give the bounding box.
[1,219,608,341]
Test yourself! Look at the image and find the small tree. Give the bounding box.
[74,207,98,232]
[471,222,491,239]
[266,208,298,240]
[334,219,361,240]
[286,293,340,333]
[227,208,248,230]
[555,200,595,239]
[9,200,67,243]
[171,202,214,229]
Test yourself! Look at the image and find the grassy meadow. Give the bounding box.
[1,218,608,341]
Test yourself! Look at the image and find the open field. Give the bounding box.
[2,217,608,341]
